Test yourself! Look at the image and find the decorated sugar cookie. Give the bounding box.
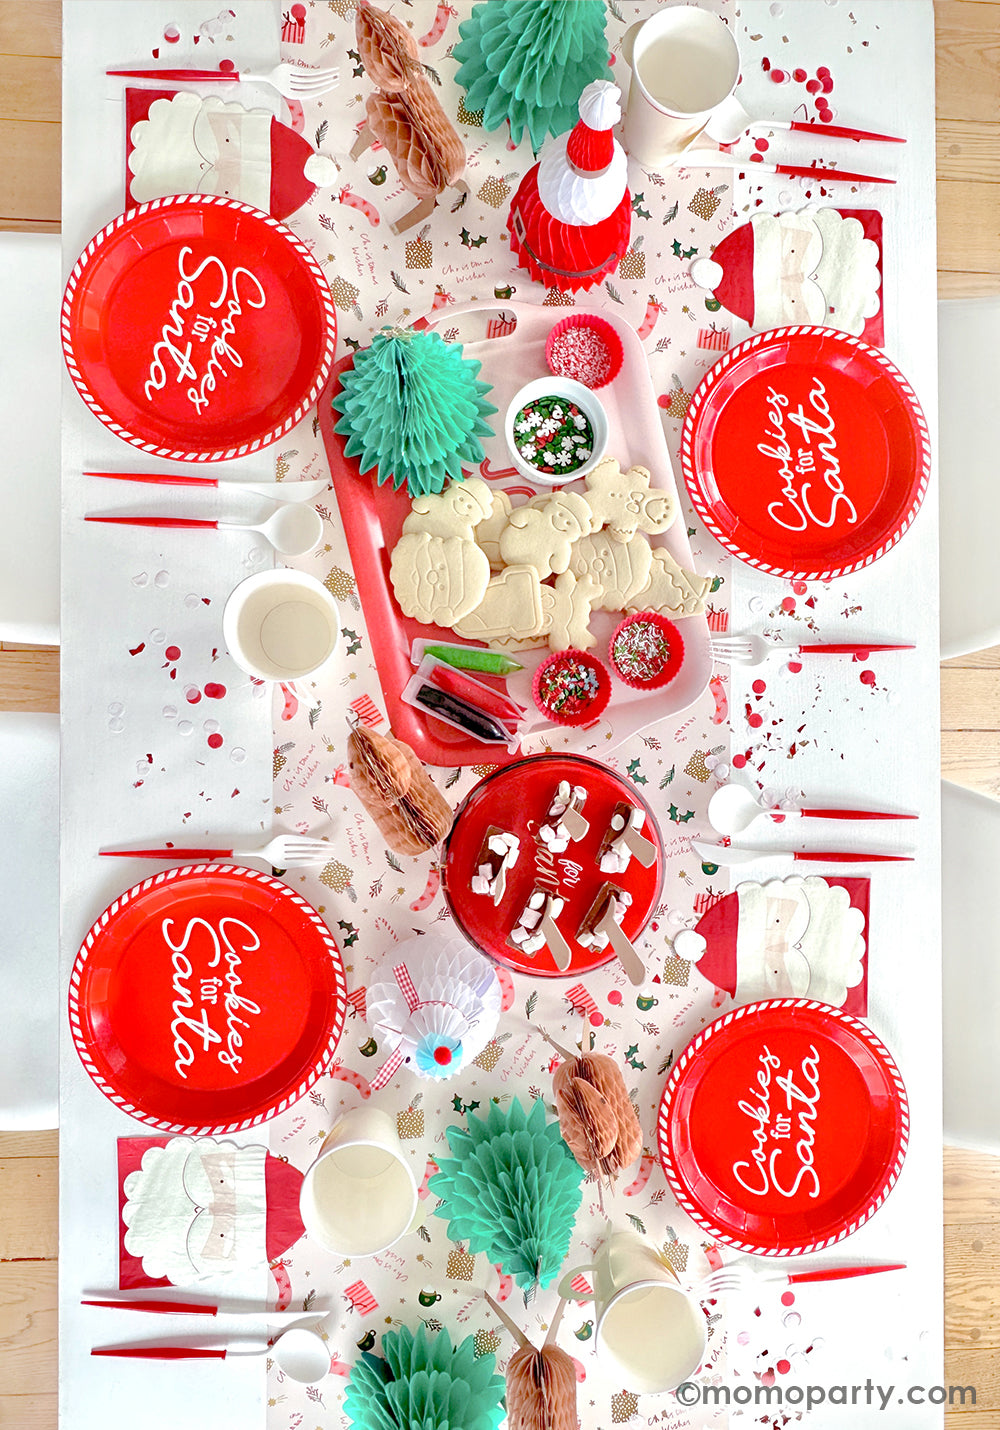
[474,489,513,570]
[545,570,604,652]
[453,564,546,642]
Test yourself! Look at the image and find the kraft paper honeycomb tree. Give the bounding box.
[332,327,497,499]
[452,0,611,152]
[429,1097,584,1292]
[344,1324,505,1430]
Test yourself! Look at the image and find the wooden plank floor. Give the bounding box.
[1,1,998,1424]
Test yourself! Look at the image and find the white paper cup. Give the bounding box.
[299,1107,424,1257]
[622,9,751,167]
[560,1231,707,1393]
[223,568,340,682]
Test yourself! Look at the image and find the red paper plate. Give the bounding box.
[69,865,347,1133]
[657,1000,908,1256]
[679,326,930,580]
[442,754,664,978]
[61,194,336,462]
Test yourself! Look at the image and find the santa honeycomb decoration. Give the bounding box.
[507,81,631,294]
[690,207,882,337]
[365,936,502,1088]
[453,0,611,153]
[429,1098,584,1292]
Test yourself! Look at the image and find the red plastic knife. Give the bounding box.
[763,120,905,144]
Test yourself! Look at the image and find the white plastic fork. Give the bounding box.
[699,1267,763,1300]
[709,634,793,667]
[699,1261,905,1299]
[710,635,914,668]
[100,835,334,868]
[236,63,339,97]
[107,63,339,100]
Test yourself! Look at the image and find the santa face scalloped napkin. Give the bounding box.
[118,1135,305,1298]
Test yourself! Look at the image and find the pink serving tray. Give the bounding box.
[318,302,712,767]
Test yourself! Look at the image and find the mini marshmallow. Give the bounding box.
[611,812,626,832]
[471,875,491,895]
[520,909,541,930]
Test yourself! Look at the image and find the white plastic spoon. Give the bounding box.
[708,784,917,836]
[86,502,325,557]
[91,1324,332,1384]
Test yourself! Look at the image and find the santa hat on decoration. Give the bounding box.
[268,118,338,219]
[689,226,756,323]
[689,210,827,330]
[506,80,631,293]
[538,81,629,226]
[684,881,812,1004]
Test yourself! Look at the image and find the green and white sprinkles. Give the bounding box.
[513,394,594,475]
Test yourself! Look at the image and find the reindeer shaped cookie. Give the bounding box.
[352,0,467,233]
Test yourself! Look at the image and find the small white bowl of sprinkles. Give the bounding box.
[504,376,609,487]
